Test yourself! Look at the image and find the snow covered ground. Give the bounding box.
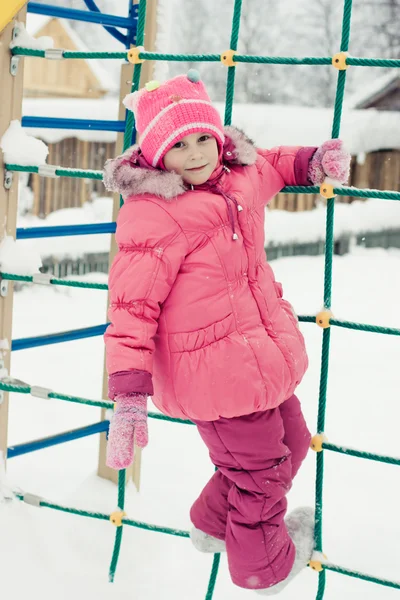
[1,246,399,599]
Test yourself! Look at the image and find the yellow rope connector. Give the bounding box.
[110,510,126,527]
[309,551,328,572]
[221,50,237,67]
[127,46,145,64]
[332,51,348,70]
[309,559,324,572]
[320,183,335,198]
[310,433,327,452]
[316,309,333,329]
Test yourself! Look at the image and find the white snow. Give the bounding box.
[0,339,10,351]
[1,247,400,599]
[25,14,52,37]
[1,120,49,166]
[18,172,34,216]
[345,71,400,109]
[21,97,400,154]
[227,102,400,155]
[10,20,54,51]
[0,235,42,275]
[22,98,119,144]
[266,199,400,245]
[17,197,113,261]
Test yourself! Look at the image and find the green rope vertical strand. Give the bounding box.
[120,0,147,207]
[108,0,148,580]
[224,0,243,126]
[205,554,221,600]
[109,470,127,582]
[314,2,353,599]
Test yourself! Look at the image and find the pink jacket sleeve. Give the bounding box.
[104,199,188,399]
[256,145,317,205]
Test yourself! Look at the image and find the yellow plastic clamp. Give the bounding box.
[332,52,348,70]
[110,510,126,527]
[127,46,145,65]
[316,309,333,329]
[310,434,326,452]
[320,183,335,199]
[309,560,325,572]
[221,50,237,67]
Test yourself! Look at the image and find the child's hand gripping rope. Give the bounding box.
[308,138,351,186]
[106,393,148,470]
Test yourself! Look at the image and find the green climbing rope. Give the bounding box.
[5,164,400,200]
[10,46,400,69]
[4,0,400,596]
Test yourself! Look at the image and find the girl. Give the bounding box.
[103,70,350,594]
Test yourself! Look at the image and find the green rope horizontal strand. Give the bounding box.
[10,47,400,69]
[324,565,400,590]
[0,272,108,291]
[15,491,400,590]
[346,57,400,68]
[298,316,400,336]
[14,493,190,537]
[5,164,102,180]
[282,186,400,200]
[0,278,397,335]
[329,319,400,336]
[323,443,400,466]
[0,379,195,424]
[6,166,399,201]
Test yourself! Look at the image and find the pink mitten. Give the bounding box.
[106,393,148,470]
[308,139,351,185]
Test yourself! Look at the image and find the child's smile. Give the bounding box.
[163,132,219,185]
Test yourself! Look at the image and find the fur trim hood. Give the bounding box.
[103,126,258,200]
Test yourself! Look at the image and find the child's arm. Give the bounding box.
[257,139,351,202]
[104,199,188,401]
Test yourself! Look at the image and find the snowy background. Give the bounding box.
[1,0,400,599]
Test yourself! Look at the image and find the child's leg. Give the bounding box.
[190,469,231,540]
[195,409,295,591]
[190,395,311,547]
[279,394,311,478]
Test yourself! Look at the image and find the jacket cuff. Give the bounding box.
[108,369,154,400]
[294,146,317,186]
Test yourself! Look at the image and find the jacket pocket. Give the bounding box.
[168,313,235,353]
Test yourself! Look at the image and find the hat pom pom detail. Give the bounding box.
[145,80,161,92]
[187,69,201,83]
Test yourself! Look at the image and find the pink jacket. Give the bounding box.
[104,127,314,421]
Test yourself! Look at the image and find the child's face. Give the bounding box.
[163,132,219,185]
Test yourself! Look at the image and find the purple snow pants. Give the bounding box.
[190,394,311,590]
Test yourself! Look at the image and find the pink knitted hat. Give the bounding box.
[123,71,225,168]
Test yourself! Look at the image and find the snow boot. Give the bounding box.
[256,506,315,595]
[190,527,226,553]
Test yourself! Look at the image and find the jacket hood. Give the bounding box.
[103,126,258,200]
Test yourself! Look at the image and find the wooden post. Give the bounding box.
[0,5,27,469]
[97,0,158,489]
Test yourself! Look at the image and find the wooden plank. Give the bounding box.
[0,6,26,468]
[98,0,159,490]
